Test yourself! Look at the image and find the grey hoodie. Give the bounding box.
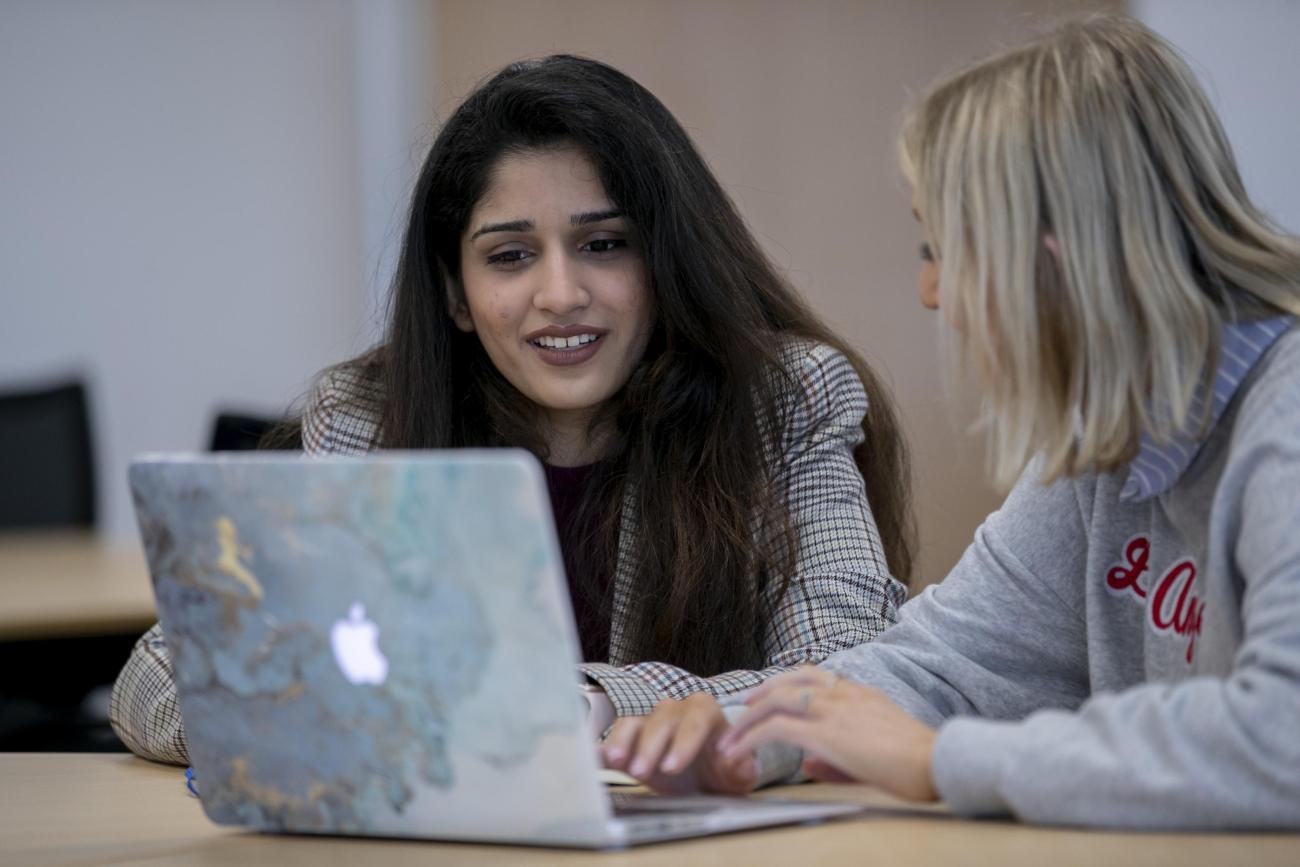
[748,326,1300,829]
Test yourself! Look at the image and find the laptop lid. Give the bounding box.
[130,451,615,846]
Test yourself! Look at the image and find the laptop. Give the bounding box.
[128,451,863,848]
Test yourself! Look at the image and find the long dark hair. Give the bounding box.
[347,55,912,675]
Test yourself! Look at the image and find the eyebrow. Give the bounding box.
[470,219,533,241]
[468,209,625,242]
[470,207,626,240]
[572,209,623,226]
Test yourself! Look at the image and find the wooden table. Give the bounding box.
[0,532,155,640]
[2,754,1296,867]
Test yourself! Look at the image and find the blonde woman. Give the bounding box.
[601,17,1300,829]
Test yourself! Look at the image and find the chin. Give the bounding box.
[538,396,605,413]
[533,386,615,414]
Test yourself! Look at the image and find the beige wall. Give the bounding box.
[435,0,1120,589]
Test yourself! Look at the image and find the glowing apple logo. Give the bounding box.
[330,602,389,685]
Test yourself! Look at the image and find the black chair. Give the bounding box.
[0,379,127,751]
[0,381,95,528]
[209,411,301,452]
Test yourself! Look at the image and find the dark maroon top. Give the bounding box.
[544,463,613,662]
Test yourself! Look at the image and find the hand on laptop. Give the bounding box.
[603,668,940,802]
[719,667,940,802]
[601,693,759,795]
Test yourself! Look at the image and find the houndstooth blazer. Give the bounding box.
[109,340,906,764]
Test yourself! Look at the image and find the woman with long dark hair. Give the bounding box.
[110,55,913,764]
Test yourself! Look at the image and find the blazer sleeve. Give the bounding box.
[580,343,908,716]
[109,369,360,764]
[108,622,189,765]
[300,363,380,456]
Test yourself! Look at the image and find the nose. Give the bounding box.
[533,252,591,315]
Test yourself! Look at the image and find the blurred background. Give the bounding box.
[2,0,1298,750]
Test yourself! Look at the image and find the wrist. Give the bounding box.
[581,684,616,737]
[915,728,940,802]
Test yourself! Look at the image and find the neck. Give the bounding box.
[542,408,611,467]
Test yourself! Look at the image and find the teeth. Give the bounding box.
[534,333,599,349]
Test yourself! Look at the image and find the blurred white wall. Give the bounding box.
[1134,0,1300,233]
[353,0,440,335]
[0,0,437,537]
[7,0,1295,567]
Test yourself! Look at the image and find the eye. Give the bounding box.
[919,243,935,263]
[486,248,532,269]
[581,237,628,255]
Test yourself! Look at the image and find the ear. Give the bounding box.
[444,271,475,333]
[1042,233,1061,262]
[1036,233,1067,300]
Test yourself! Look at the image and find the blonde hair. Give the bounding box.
[900,16,1300,488]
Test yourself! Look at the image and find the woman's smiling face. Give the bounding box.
[454,146,654,438]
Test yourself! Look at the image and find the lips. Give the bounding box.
[529,331,606,366]
[524,324,609,366]
[525,323,608,341]
[532,332,601,350]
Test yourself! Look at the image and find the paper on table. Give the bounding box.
[597,768,640,786]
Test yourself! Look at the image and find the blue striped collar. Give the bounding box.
[1120,315,1294,502]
